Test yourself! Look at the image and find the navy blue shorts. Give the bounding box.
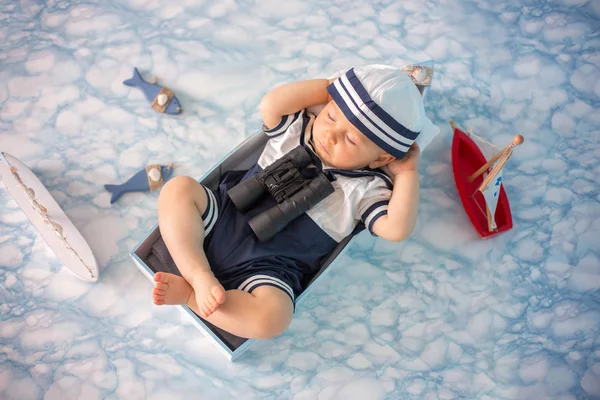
[199,166,305,304]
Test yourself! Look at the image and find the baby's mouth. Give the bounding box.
[317,140,330,156]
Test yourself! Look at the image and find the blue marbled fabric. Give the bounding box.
[1,0,599,399]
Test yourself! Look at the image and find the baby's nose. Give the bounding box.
[327,128,341,144]
[325,133,336,145]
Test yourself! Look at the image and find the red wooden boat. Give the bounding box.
[450,121,523,239]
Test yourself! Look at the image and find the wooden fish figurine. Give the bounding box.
[123,68,182,115]
[105,163,174,204]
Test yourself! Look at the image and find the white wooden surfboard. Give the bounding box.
[0,152,98,282]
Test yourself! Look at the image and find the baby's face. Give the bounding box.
[312,101,389,170]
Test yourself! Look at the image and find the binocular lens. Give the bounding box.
[227,175,265,213]
[288,145,313,167]
[248,208,285,242]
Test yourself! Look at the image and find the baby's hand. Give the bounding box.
[387,143,420,176]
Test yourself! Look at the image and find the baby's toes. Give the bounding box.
[211,286,226,304]
[206,295,219,310]
[198,306,208,319]
[153,272,168,283]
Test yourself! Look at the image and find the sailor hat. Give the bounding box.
[327,64,440,158]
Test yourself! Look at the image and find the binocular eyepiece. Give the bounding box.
[227,146,334,242]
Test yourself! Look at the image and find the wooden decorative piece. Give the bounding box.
[151,87,174,114]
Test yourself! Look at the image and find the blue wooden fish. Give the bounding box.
[123,68,182,115]
[105,164,174,204]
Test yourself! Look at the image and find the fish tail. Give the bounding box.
[123,67,143,87]
[104,184,125,204]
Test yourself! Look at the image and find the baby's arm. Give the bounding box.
[371,144,421,242]
[259,79,331,129]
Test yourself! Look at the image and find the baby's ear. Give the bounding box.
[369,153,395,169]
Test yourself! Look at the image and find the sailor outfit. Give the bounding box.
[199,110,393,304]
[199,65,439,305]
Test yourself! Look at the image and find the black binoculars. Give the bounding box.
[227,146,334,242]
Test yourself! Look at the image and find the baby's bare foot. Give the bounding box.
[153,271,225,318]
[190,271,226,318]
[153,272,193,306]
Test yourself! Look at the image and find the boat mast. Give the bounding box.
[469,135,524,183]
[477,136,523,193]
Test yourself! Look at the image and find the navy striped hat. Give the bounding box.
[327,64,438,159]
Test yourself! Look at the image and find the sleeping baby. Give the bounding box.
[151,64,439,339]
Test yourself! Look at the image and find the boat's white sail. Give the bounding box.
[466,130,521,232]
[480,168,503,230]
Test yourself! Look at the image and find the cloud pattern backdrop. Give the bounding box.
[1,0,599,398]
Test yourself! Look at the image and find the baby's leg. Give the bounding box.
[153,272,293,339]
[157,176,225,318]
